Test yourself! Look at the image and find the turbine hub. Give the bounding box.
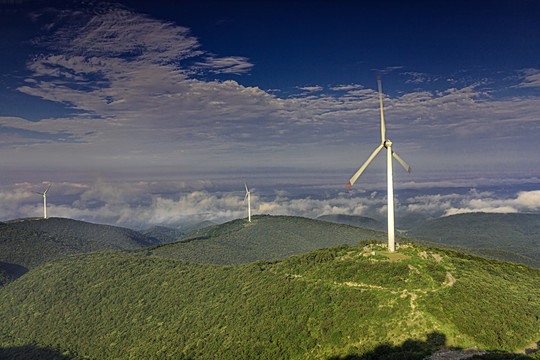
[384,139,392,148]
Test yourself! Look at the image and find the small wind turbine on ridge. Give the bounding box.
[34,184,51,219]
[243,181,251,222]
[346,75,411,252]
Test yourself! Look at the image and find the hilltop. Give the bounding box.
[0,242,538,359]
[409,212,540,264]
[143,215,390,265]
[5,217,160,249]
[0,217,161,283]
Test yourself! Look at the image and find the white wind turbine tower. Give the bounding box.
[243,181,251,222]
[346,75,411,252]
[34,184,51,219]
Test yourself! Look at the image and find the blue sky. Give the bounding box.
[1,0,540,226]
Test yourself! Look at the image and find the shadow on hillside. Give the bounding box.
[0,262,28,285]
[327,332,535,360]
[0,345,77,360]
[0,345,198,360]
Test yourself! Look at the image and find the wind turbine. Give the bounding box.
[34,184,51,219]
[346,75,411,252]
[243,181,251,222]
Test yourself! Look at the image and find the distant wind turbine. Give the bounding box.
[243,181,251,222]
[34,184,51,219]
[346,75,411,252]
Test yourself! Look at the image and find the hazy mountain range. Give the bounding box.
[2,212,539,287]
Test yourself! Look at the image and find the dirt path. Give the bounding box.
[444,271,456,287]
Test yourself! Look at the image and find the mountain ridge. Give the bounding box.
[408,212,540,263]
[142,215,391,265]
[0,217,162,283]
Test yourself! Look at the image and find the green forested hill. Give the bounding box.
[316,214,386,231]
[409,213,540,263]
[0,218,160,280]
[141,225,185,244]
[0,242,538,359]
[0,221,99,271]
[6,217,159,249]
[411,239,540,269]
[141,221,216,244]
[143,215,390,265]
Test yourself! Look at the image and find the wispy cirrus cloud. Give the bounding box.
[329,84,364,92]
[34,5,202,63]
[1,1,540,187]
[194,56,254,74]
[516,68,540,88]
[297,85,323,92]
[401,71,431,84]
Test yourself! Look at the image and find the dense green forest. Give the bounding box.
[411,239,540,269]
[0,218,162,282]
[140,214,540,268]
[142,215,390,265]
[141,221,215,244]
[409,213,540,262]
[6,217,160,249]
[0,241,538,359]
[141,225,186,244]
[296,213,539,268]
[316,214,386,231]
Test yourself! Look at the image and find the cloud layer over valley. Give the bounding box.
[2,180,539,229]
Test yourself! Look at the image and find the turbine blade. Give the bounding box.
[377,74,386,142]
[392,151,411,173]
[44,184,51,194]
[243,193,248,203]
[244,181,249,193]
[346,144,384,190]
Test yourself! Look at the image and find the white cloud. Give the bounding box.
[38,7,202,63]
[298,85,323,92]
[194,56,254,74]
[514,190,540,209]
[401,72,429,84]
[443,190,540,216]
[517,69,540,88]
[373,66,404,75]
[329,84,364,92]
[9,3,540,148]
[2,2,540,189]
